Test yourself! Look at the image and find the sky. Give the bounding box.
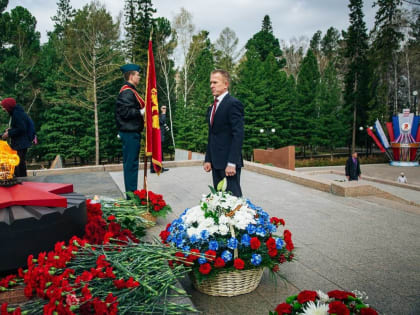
[7,0,378,55]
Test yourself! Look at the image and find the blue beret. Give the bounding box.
[120,63,141,74]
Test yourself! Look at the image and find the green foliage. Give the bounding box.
[313,61,346,151]
[295,49,320,147]
[245,15,286,67]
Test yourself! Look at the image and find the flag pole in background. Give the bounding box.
[143,29,162,190]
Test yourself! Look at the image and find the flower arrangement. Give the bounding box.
[0,199,196,314]
[160,180,294,283]
[128,189,172,218]
[271,289,379,315]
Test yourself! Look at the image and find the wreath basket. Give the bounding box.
[0,286,27,304]
[191,267,264,297]
[140,211,157,224]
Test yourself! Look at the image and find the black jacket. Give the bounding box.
[205,94,244,170]
[115,82,144,133]
[6,105,32,150]
[345,157,361,180]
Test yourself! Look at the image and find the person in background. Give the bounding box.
[345,151,362,181]
[397,172,408,184]
[1,98,33,177]
[115,64,144,198]
[150,105,169,173]
[204,69,244,197]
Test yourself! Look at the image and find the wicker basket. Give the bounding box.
[140,211,157,224]
[0,286,27,304]
[191,268,264,297]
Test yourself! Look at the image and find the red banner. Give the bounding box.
[145,39,162,174]
[367,127,386,152]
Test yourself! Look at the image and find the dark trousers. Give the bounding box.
[119,131,140,194]
[212,167,242,197]
[15,148,27,177]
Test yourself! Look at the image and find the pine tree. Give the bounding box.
[344,0,370,152]
[51,0,75,38]
[295,49,320,155]
[370,0,404,116]
[313,61,346,155]
[245,15,285,67]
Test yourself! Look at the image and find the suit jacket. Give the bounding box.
[345,157,361,179]
[204,93,244,170]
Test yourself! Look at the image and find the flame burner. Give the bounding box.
[0,140,20,186]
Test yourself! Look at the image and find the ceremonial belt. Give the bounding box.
[119,85,145,109]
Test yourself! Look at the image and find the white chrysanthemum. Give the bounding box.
[316,290,330,303]
[186,227,199,238]
[219,215,232,225]
[207,225,219,235]
[300,301,328,315]
[218,224,229,235]
[183,206,204,225]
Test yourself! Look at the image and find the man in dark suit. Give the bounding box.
[204,69,244,197]
[345,152,362,181]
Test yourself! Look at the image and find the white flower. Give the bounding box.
[187,227,199,238]
[300,301,328,315]
[316,290,330,303]
[218,224,229,235]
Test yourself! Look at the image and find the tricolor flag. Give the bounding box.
[367,127,386,153]
[145,39,162,174]
[375,119,390,149]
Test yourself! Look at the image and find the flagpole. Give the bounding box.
[143,29,154,190]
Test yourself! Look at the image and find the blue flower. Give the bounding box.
[258,217,266,225]
[198,257,207,264]
[241,234,251,246]
[181,208,189,216]
[200,230,209,240]
[177,224,186,232]
[256,226,266,237]
[221,250,233,262]
[246,224,256,235]
[168,225,174,232]
[251,253,262,266]
[175,238,184,248]
[227,237,238,249]
[267,223,277,233]
[189,234,198,244]
[183,245,190,252]
[209,240,219,251]
[275,238,284,250]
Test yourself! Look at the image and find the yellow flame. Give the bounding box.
[0,140,20,180]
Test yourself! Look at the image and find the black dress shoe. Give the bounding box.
[162,168,169,172]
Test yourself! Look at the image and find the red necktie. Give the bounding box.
[210,98,218,125]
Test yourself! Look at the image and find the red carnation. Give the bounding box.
[297,290,317,304]
[107,215,116,221]
[266,237,276,250]
[275,302,292,315]
[199,263,212,275]
[360,308,379,315]
[250,237,261,250]
[204,250,216,262]
[328,301,350,315]
[328,290,356,300]
[268,248,278,257]
[214,257,225,268]
[279,218,285,226]
[271,264,279,272]
[159,230,170,243]
[233,258,245,270]
[188,249,201,261]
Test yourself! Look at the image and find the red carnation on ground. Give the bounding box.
[275,302,292,315]
[159,230,170,243]
[214,257,225,268]
[360,308,379,315]
[233,258,245,270]
[250,237,261,250]
[328,301,350,315]
[199,263,212,275]
[271,264,279,272]
[266,237,276,250]
[268,248,278,257]
[297,290,317,304]
[328,290,356,300]
[188,249,201,261]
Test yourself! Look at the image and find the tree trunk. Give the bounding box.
[93,50,100,166]
[351,76,358,153]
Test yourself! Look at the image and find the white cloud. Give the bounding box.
[7,0,377,49]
